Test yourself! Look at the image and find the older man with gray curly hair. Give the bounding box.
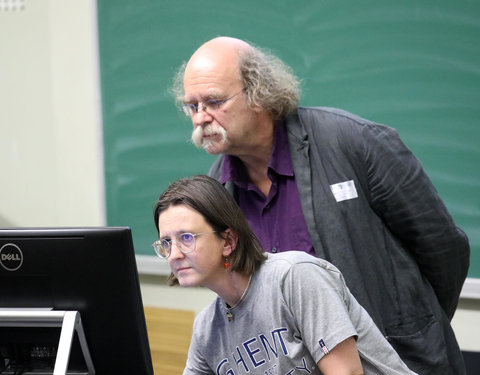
[170,36,470,375]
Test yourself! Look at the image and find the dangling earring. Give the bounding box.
[224,257,231,269]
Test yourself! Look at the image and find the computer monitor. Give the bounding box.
[0,227,153,375]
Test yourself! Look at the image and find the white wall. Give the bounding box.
[1,0,479,353]
[0,0,104,227]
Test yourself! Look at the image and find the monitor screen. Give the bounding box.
[0,227,153,375]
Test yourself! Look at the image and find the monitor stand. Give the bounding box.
[0,310,95,375]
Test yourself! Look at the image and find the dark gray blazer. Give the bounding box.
[209,107,470,375]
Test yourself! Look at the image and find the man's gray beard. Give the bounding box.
[191,124,228,150]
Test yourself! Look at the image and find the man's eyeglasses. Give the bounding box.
[152,231,217,258]
[179,89,245,118]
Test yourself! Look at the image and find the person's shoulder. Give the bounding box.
[266,251,342,276]
[292,106,397,143]
[297,106,375,127]
[263,252,347,292]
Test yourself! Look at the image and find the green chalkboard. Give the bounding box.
[97,0,480,278]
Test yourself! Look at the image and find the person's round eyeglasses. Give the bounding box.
[179,89,245,118]
[152,231,217,258]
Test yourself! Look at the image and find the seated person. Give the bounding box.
[153,175,417,375]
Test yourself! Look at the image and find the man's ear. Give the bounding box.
[222,228,238,257]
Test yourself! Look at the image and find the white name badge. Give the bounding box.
[330,180,358,202]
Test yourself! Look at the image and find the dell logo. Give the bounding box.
[0,243,24,271]
[1,253,21,261]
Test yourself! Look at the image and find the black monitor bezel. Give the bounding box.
[0,226,153,375]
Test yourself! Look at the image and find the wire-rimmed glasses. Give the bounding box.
[179,89,245,117]
[152,231,217,258]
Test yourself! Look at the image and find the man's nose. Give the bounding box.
[192,108,213,127]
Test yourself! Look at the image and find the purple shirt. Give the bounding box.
[220,121,314,255]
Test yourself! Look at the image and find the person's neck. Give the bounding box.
[210,271,252,308]
[237,116,275,196]
[241,156,272,197]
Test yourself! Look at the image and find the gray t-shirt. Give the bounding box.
[183,251,416,375]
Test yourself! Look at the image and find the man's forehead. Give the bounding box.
[185,53,239,82]
[184,61,241,100]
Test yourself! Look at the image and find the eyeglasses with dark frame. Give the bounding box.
[179,89,245,117]
[152,231,217,258]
